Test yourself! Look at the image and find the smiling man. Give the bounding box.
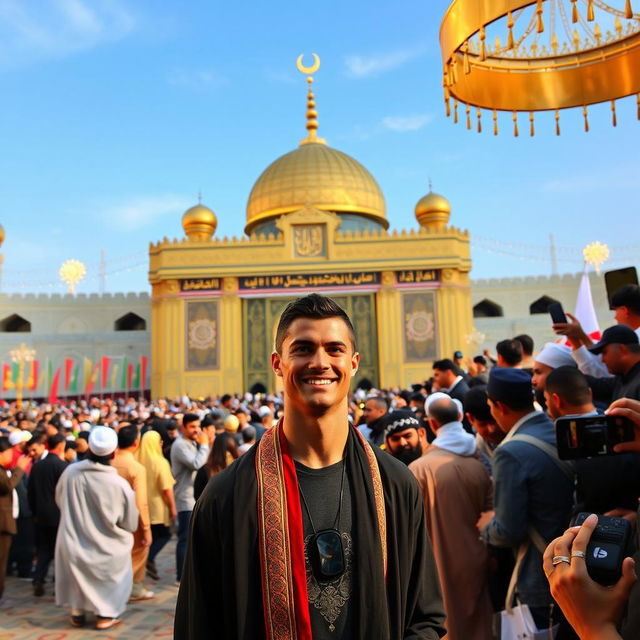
[175,293,445,640]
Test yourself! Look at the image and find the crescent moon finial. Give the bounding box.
[296,53,320,75]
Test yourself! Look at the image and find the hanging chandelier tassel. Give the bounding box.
[611,100,617,126]
[450,57,457,85]
[587,0,595,21]
[536,0,544,33]
[507,10,515,49]
[529,112,535,136]
[466,104,471,130]
[477,108,482,133]
[583,106,589,132]
[493,110,498,135]
[454,100,459,124]
[479,26,486,61]
[444,89,451,117]
[571,0,579,23]
[573,29,581,50]
[512,111,519,137]
[594,23,602,44]
[625,0,633,19]
[462,42,470,74]
[555,110,560,136]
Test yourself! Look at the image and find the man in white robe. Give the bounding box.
[55,426,138,630]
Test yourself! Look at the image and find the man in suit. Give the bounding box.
[432,359,470,432]
[0,436,30,605]
[482,368,574,634]
[27,433,68,597]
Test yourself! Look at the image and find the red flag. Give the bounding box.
[27,360,39,392]
[86,363,99,395]
[127,363,134,390]
[101,356,111,390]
[64,358,75,392]
[48,367,61,404]
[140,355,148,391]
[2,364,13,392]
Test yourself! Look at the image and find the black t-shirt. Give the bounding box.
[295,459,354,638]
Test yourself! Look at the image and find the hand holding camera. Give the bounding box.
[543,514,636,640]
[607,398,640,454]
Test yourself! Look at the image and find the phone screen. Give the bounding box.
[605,267,638,309]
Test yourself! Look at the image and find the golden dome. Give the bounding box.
[415,191,451,230]
[182,204,217,241]
[245,142,387,234]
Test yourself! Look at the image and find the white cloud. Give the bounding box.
[381,114,433,132]
[344,46,426,78]
[167,67,227,90]
[99,195,192,232]
[0,0,135,68]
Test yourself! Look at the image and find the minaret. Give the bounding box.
[297,53,327,146]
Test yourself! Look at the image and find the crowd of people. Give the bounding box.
[0,285,639,639]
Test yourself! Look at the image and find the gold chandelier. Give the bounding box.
[440,0,640,135]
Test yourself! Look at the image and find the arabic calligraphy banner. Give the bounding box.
[181,278,222,292]
[402,292,438,362]
[186,300,219,370]
[239,272,381,291]
[396,270,440,284]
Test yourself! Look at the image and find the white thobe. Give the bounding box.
[54,459,139,618]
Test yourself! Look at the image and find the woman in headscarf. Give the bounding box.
[136,430,176,581]
[193,432,239,501]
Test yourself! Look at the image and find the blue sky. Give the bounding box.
[0,0,637,294]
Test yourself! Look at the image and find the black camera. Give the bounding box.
[572,512,632,586]
[555,414,634,460]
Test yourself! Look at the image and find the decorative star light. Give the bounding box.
[59,259,87,293]
[465,328,486,346]
[583,242,610,275]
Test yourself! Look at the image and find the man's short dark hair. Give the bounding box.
[77,430,91,442]
[65,440,77,451]
[496,339,523,366]
[514,334,534,357]
[611,285,640,315]
[274,294,356,354]
[47,433,66,450]
[429,398,460,426]
[220,394,232,405]
[0,436,11,453]
[366,396,389,412]
[545,366,592,406]
[182,413,200,428]
[432,359,456,373]
[473,355,487,366]
[242,426,257,443]
[463,386,493,422]
[117,424,139,449]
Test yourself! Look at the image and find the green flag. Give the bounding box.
[132,364,140,389]
[68,364,79,394]
[121,357,128,389]
[10,362,19,384]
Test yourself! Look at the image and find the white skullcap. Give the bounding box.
[425,393,464,421]
[8,430,30,446]
[88,426,118,456]
[536,343,576,370]
[258,406,273,417]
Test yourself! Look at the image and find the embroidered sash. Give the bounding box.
[256,421,387,640]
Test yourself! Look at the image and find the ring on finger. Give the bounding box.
[552,555,571,566]
[571,551,586,559]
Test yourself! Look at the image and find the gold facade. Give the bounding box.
[149,207,472,397]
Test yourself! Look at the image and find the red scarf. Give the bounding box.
[256,421,387,640]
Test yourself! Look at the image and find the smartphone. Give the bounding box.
[605,267,638,309]
[572,512,632,585]
[556,414,635,460]
[548,301,567,324]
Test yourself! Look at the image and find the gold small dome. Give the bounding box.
[415,191,451,230]
[245,142,387,235]
[0,224,4,247]
[182,204,217,241]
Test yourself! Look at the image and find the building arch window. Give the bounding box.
[0,314,31,332]
[114,312,146,331]
[529,295,560,315]
[473,299,503,318]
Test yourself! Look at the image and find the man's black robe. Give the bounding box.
[174,430,446,639]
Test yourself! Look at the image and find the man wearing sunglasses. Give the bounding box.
[175,293,445,639]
